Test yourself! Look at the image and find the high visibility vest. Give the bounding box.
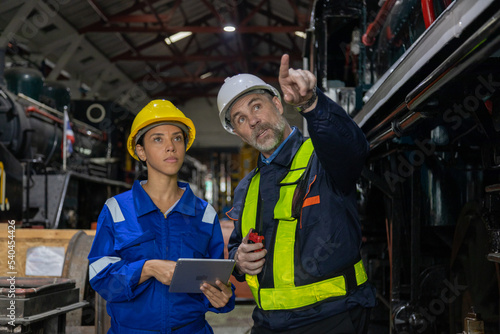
[241,139,368,310]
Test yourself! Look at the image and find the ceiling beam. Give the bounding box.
[145,76,278,83]
[0,0,37,47]
[79,25,305,34]
[47,34,84,80]
[112,54,295,62]
[78,0,164,34]
[86,0,108,23]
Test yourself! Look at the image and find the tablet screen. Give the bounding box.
[169,258,235,293]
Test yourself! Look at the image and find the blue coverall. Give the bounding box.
[88,180,235,334]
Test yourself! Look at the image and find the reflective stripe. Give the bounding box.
[274,139,314,220]
[355,260,368,285]
[241,172,260,235]
[272,139,312,289]
[273,219,296,287]
[106,197,125,223]
[242,171,261,307]
[259,259,368,310]
[260,274,346,310]
[89,256,121,280]
[246,274,261,308]
[201,204,216,224]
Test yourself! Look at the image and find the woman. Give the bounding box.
[88,100,234,334]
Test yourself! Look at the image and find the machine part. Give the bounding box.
[450,202,499,333]
[421,0,436,28]
[362,0,397,46]
[0,278,77,315]
[0,88,32,158]
[26,171,129,228]
[392,302,431,333]
[62,231,95,327]
[3,67,44,100]
[484,186,500,253]
[392,302,411,331]
[40,81,71,113]
[355,0,499,134]
[463,307,485,333]
[0,143,22,222]
[86,103,106,123]
[0,277,87,333]
[95,293,111,334]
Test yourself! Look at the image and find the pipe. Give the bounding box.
[367,8,500,149]
[421,0,436,29]
[406,10,500,110]
[0,47,5,86]
[362,0,397,46]
[26,106,63,124]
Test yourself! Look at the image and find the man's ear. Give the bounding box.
[135,144,146,162]
[272,96,284,115]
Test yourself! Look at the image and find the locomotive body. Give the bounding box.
[306,0,500,332]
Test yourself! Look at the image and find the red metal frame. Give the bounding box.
[421,0,436,29]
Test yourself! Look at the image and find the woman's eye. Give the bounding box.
[174,136,182,142]
[153,137,162,142]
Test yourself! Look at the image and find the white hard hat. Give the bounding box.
[217,74,281,134]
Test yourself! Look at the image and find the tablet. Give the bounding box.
[169,258,235,293]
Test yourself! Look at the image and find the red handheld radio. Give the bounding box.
[248,232,265,252]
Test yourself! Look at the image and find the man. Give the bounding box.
[216,54,376,333]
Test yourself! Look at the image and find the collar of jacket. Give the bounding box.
[132,180,197,217]
[257,128,305,169]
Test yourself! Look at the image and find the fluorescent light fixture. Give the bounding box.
[223,25,236,32]
[200,72,213,79]
[295,31,307,39]
[164,31,192,45]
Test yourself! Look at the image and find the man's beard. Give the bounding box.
[249,116,287,154]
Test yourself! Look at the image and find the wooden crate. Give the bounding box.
[0,223,95,277]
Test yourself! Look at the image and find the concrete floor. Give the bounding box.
[67,302,255,334]
[206,302,255,334]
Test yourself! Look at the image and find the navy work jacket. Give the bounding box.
[227,89,377,331]
[88,181,235,334]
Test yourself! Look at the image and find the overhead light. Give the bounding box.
[164,31,192,45]
[223,25,236,32]
[295,31,307,39]
[200,72,213,79]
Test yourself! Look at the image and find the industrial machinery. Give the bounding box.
[0,63,209,230]
[0,66,133,229]
[306,0,500,332]
[0,277,88,333]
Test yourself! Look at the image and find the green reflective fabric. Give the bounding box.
[239,139,367,310]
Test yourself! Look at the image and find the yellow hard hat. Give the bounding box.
[127,100,196,160]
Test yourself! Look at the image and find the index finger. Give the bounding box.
[279,54,290,79]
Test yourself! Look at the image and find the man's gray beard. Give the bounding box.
[250,116,286,154]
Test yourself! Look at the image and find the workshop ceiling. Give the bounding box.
[0,0,314,109]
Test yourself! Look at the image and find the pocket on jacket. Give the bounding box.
[299,217,342,277]
[180,231,210,258]
[115,230,156,261]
